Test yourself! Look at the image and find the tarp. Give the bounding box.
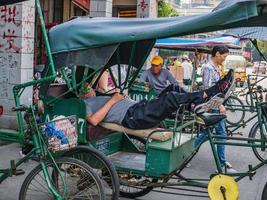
[49,0,267,54]
[155,36,241,49]
[224,27,267,41]
[0,0,29,6]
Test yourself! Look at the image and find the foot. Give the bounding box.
[222,162,237,173]
[216,162,238,173]
[205,69,235,99]
[194,93,225,114]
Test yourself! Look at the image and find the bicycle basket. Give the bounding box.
[40,115,78,152]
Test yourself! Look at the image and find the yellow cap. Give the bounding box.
[173,60,182,67]
[151,56,163,65]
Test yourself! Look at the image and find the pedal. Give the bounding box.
[13,169,25,176]
[248,165,256,180]
[10,160,25,176]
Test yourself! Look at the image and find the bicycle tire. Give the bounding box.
[63,145,120,200]
[224,96,245,126]
[261,181,267,200]
[245,91,257,106]
[19,157,105,200]
[248,122,267,162]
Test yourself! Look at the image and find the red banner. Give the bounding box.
[72,0,90,13]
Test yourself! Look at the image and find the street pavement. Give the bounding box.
[0,69,267,200]
[0,108,266,200]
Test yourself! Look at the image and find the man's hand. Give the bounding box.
[110,93,125,104]
[219,104,226,114]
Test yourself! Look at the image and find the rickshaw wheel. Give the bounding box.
[62,145,120,200]
[119,174,157,198]
[19,157,105,200]
[261,181,267,200]
[208,174,239,200]
[224,96,245,126]
[249,122,267,162]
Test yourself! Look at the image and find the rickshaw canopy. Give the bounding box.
[48,0,267,71]
[49,0,267,55]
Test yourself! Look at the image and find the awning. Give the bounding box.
[72,0,90,13]
[224,27,267,41]
[155,36,241,50]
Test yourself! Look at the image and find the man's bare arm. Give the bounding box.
[86,93,124,126]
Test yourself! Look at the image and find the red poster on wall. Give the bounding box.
[72,0,90,13]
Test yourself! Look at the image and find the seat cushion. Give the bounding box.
[100,122,172,141]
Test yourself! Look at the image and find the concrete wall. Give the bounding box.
[90,0,113,17]
[0,0,35,129]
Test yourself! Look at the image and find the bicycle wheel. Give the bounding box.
[224,96,245,126]
[249,122,267,162]
[261,181,267,200]
[19,157,105,200]
[63,145,120,200]
[245,91,257,106]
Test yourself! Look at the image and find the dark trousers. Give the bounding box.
[122,84,204,129]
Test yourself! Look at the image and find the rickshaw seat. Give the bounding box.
[196,113,226,127]
[100,122,172,142]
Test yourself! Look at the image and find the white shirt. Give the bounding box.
[182,61,193,80]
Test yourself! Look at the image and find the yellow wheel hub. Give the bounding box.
[208,174,239,200]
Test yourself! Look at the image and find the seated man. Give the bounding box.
[83,70,234,130]
[140,55,178,95]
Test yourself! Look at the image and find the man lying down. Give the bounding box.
[82,70,234,130]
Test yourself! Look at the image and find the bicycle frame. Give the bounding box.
[0,105,68,199]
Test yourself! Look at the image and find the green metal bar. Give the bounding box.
[15,147,36,167]
[40,161,64,200]
[215,141,267,148]
[124,42,136,90]
[212,135,264,142]
[235,160,266,182]
[116,49,122,90]
[207,129,223,173]
[108,67,119,89]
[71,65,78,91]
[35,0,56,76]
[127,40,156,89]
[61,68,73,90]
[227,113,257,132]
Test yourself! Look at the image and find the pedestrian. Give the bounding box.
[182,55,193,86]
[194,46,236,173]
[140,56,178,95]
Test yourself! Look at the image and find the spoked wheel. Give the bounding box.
[63,145,120,200]
[249,122,267,161]
[19,157,105,200]
[119,173,157,198]
[261,181,267,200]
[224,96,245,126]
